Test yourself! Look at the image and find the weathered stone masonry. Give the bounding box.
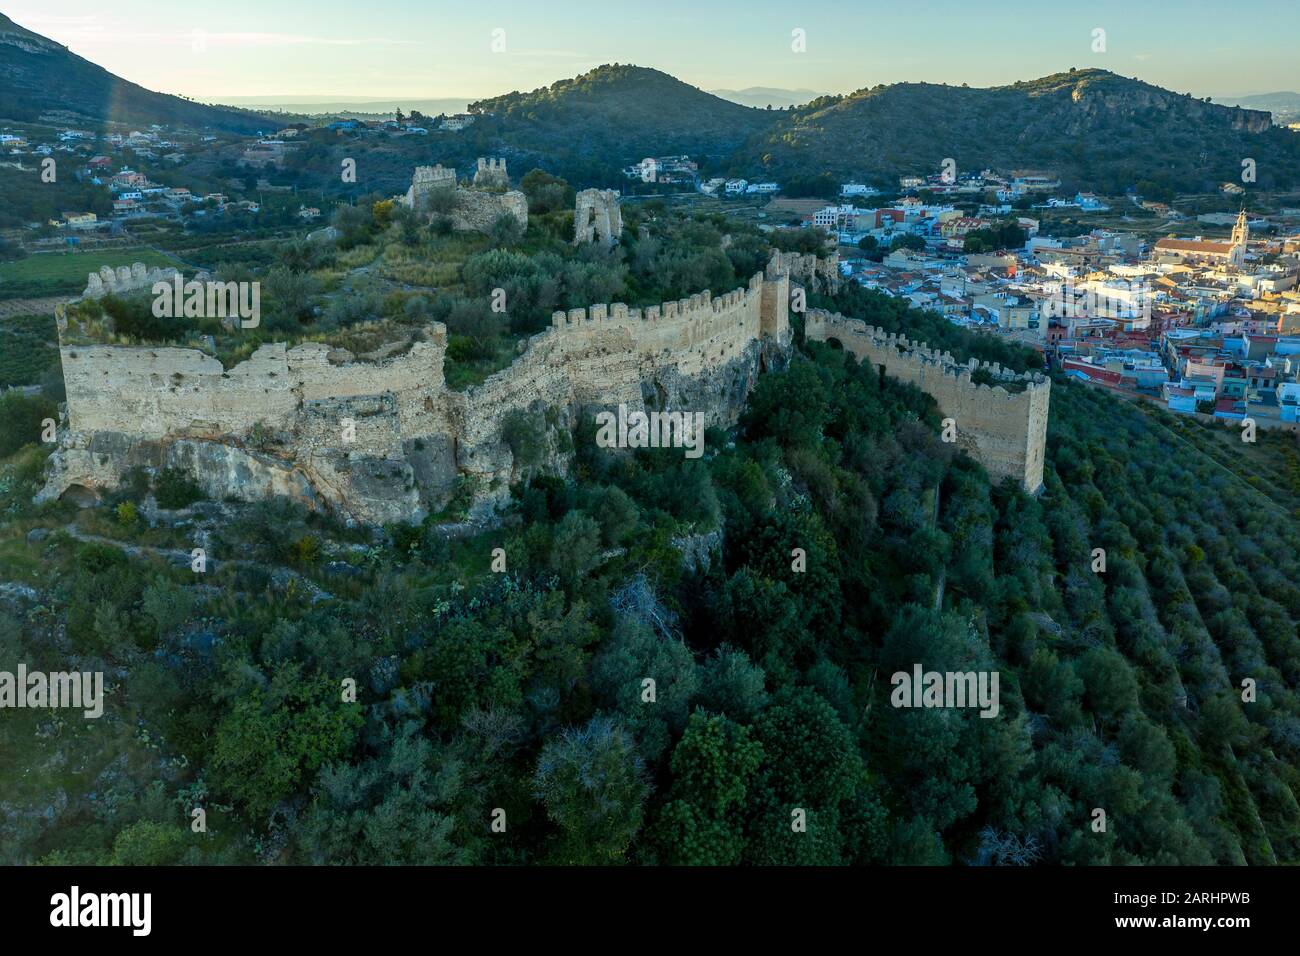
[40,265,1052,522]
[804,310,1050,493]
[41,272,792,523]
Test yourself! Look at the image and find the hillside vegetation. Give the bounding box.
[733,69,1300,193]
[468,65,782,183]
[3,279,1298,865]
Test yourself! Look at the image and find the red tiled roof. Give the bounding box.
[1062,359,1124,386]
[1154,238,1236,254]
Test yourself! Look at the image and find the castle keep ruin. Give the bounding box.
[41,268,792,523]
[804,310,1050,493]
[400,160,527,235]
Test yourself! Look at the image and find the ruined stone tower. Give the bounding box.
[399,162,528,235]
[402,164,456,214]
[473,157,509,189]
[574,189,623,247]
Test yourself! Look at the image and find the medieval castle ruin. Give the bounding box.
[473,157,510,189]
[804,310,1050,493]
[38,248,1050,523]
[41,269,793,523]
[400,159,528,234]
[83,262,179,299]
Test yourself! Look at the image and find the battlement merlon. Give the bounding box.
[80,261,181,301]
[545,275,783,332]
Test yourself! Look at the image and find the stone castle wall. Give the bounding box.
[804,310,1049,492]
[451,189,528,234]
[57,338,447,441]
[45,262,1051,519]
[83,262,180,299]
[43,270,791,522]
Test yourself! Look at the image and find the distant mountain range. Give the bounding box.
[0,12,273,133]
[708,87,827,109]
[219,96,472,119]
[1214,92,1300,124]
[470,65,1298,193]
[729,69,1294,192]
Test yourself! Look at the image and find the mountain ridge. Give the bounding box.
[0,12,275,133]
[729,67,1292,191]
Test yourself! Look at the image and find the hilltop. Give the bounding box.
[0,12,273,133]
[468,65,781,176]
[731,69,1298,192]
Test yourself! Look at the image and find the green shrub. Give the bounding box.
[153,468,205,509]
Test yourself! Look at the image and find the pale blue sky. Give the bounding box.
[7,0,1298,102]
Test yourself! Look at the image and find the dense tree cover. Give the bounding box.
[731,68,1300,194]
[0,170,112,231]
[961,221,1027,254]
[4,277,1300,865]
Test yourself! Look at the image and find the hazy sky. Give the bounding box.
[9,0,1299,102]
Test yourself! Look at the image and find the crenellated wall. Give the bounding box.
[43,264,1050,517]
[42,269,791,523]
[804,309,1050,493]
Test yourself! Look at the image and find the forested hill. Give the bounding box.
[3,278,1298,864]
[455,66,1300,193]
[730,68,1300,193]
[467,65,782,176]
[0,13,274,133]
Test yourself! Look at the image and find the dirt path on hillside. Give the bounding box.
[61,523,335,602]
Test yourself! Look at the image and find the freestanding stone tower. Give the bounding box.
[574,189,622,247]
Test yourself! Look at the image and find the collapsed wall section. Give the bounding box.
[804,309,1049,493]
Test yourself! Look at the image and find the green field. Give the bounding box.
[0,248,180,301]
